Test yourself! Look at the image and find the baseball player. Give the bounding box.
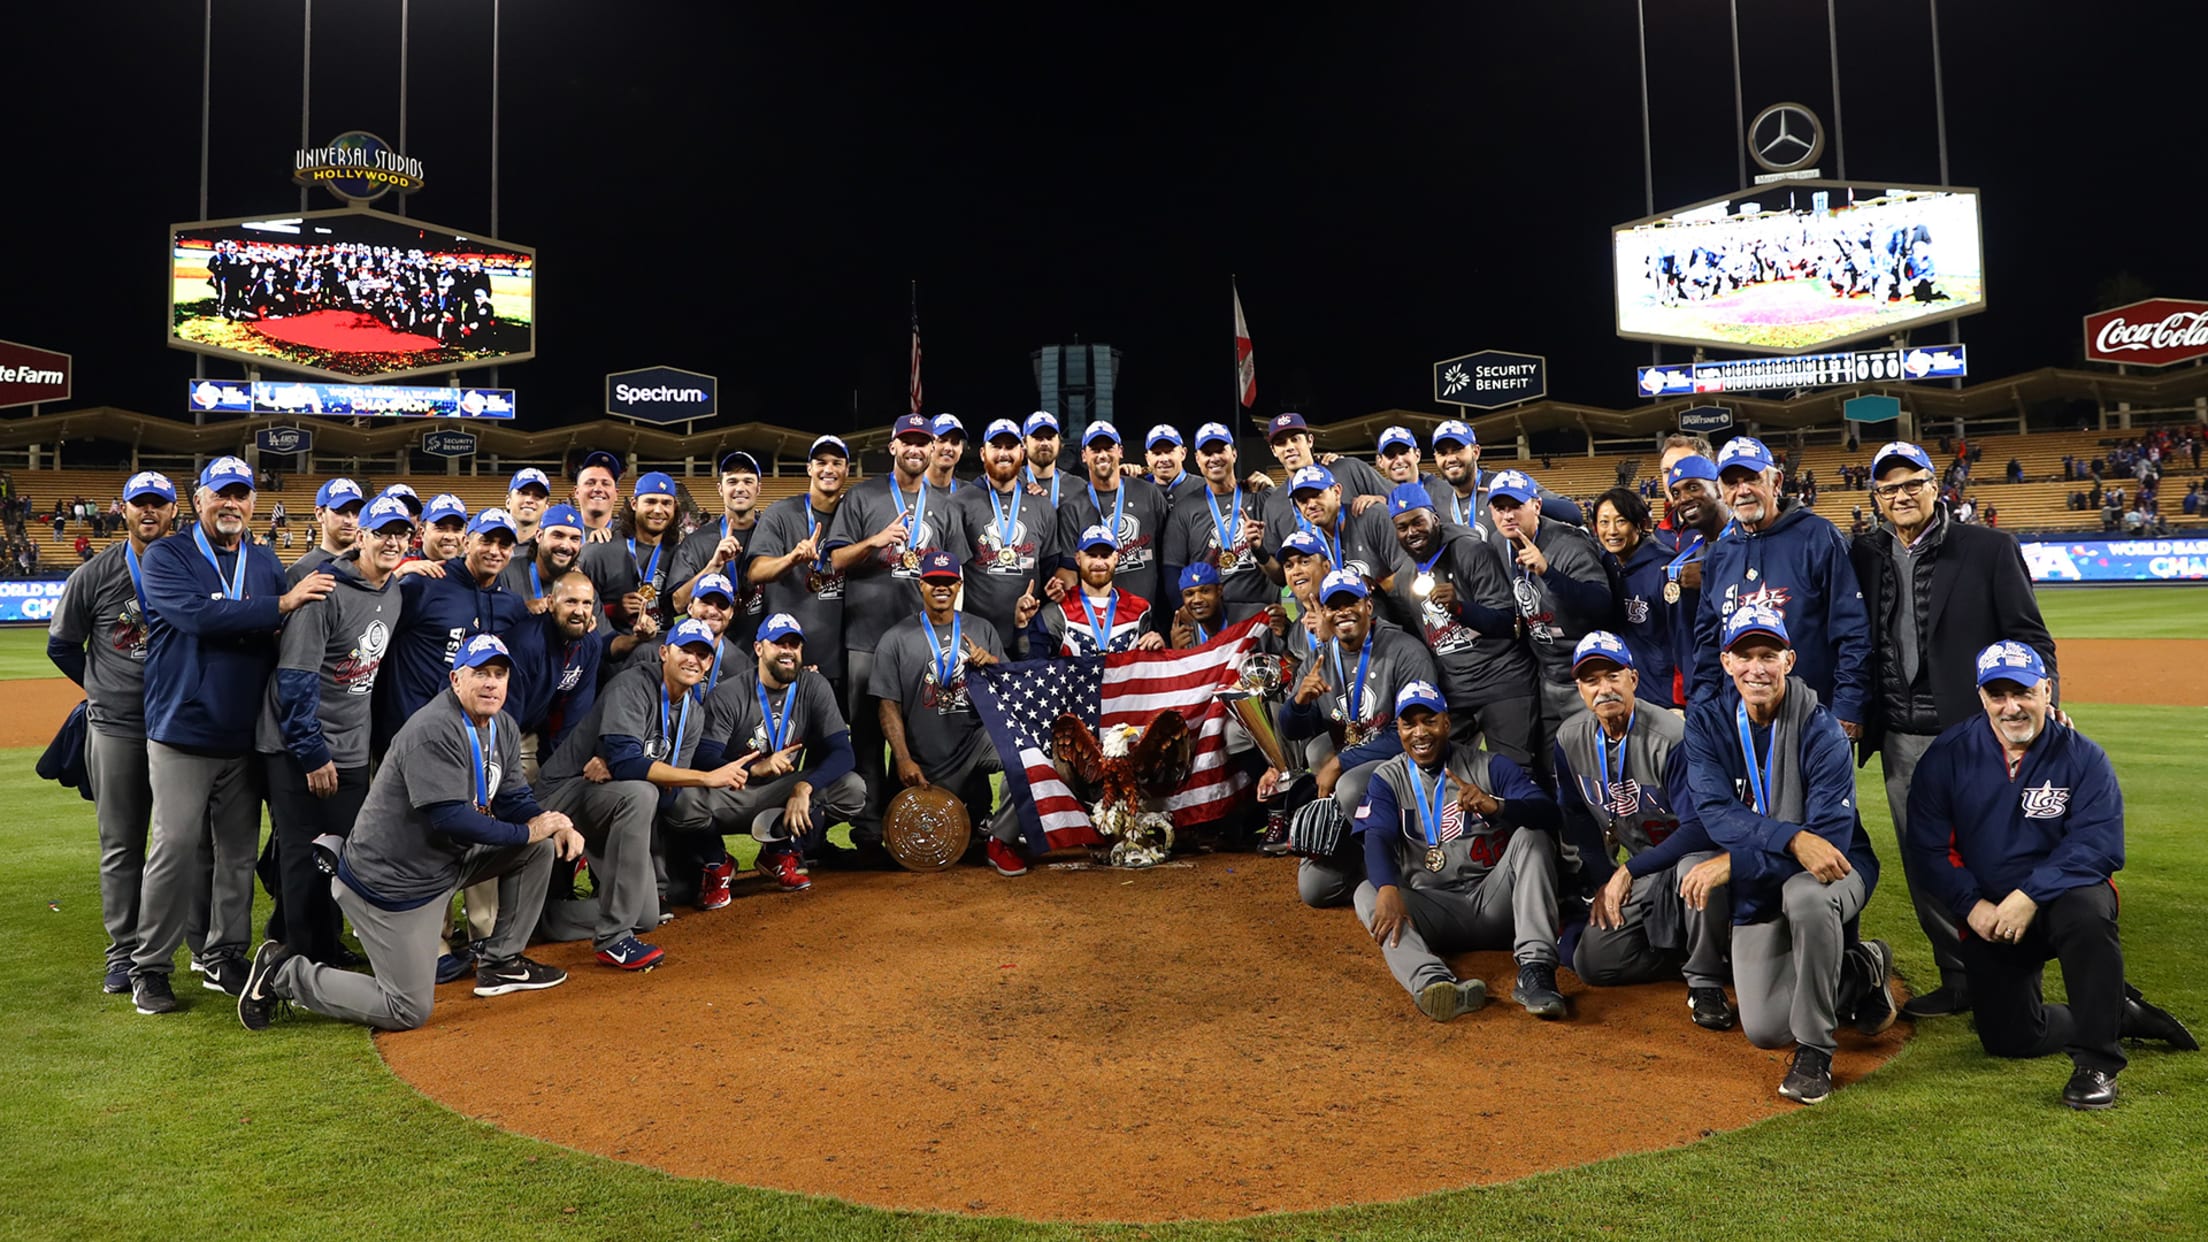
[131,457,333,1012]
[672,612,867,897]
[571,450,622,541]
[374,508,530,754]
[668,450,767,649]
[48,470,192,997]
[504,467,553,546]
[1263,465,1399,586]
[1143,424,1205,516]
[1380,482,1538,766]
[1159,423,1273,625]
[581,471,683,637]
[1558,632,1734,1031]
[927,414,970,490]
[1421,419,1584,539]
[1683,606,1893,1105]
[236,634,582,1032]
[1256,413,1391,541]
[952,420,1060,644]
[500,569,604,780]
[1021,411,1069,507]
[291,477,364,585]
[1022,525,1160,658]
[419,494,470,562]
[499,502,585,611]
[1487,469,1613,772]
[1051,421,1170,614]
[1350,681,1569,1021]
[742,436,853,715]
[1903,641,2196,1109]
[1374,425,1425,487]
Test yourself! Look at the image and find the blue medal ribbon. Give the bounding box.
[889,475,928,551]
[917,609,963,698]
[528,560,543,601]
[1328,630,1375,725]
[801,505,833,575]
[987,483,1021,566]
[1404,761,1451,851]
[1195,621,1211,645]
[1205,484,1244,566]
[1735,702,1775,816]
[1026,465,1059,506]
[192,525,248,600]
[755,676,796,752]
[123,542,151,618]
[1596,713,1636,814]
[1087,479,1125,548]
[1664,532,1706,588]
[467,716,498,813]
[660,682,693,764]
[628,536,663,592]
[1078,588,1118,654]
[698,639,725,702]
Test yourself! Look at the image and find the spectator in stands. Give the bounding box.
[1957,498,1976,524]
[52,509,66,539]
[2006,458,2023,485]
[1985,507,1998,529]
[2183,483,2200,517]
[74,533,92,562]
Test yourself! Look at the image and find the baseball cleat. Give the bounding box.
[1512,962,1568,1020]
[132,974,180,1016]
[237,940,294,1031]
[700,858,736,910]
[1258,811,1293,857]
[2062,1066,2119,1110]
[1778,1046,1833,1105]
[1852,939,1898,1036]
[595,935,664,971]
[1688,986,1737,1031]
[761,851,812,893]
[473,955,568,998]
[2122,986,2199,1051]
[1415,977,1488,1023]
[986,838,1030,877]
[1900,984,1971,1019]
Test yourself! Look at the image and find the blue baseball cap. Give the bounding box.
[984,418,1023,444]
[199,456,255,492]
[717,451,761,478]
[1280,530,1329,560]
[379,483,421,514]
[1289,465,1336,495]
[507,467,551,495]
[577,450,622,479]
[1432,419,1476,448]
[892,413,934,441]
[361,494,416,533]
[1082,420,1122,448]
[425,494,469,526]
[1077,524,1118,553]
[1572,630,1636,673]
[1872,440,1936,479]
[465,507,518,541]
[758,612,805,643]
[1716,436,1777,478]
[1975,640,2049,689]
[453,633,514,669]
[125,471,177,505]
[667,618,720,653]
[1487,469,1539,505]
[1395,680,1448,717]
[1377,425,1417,454]
[809,434,850,459]
[634,471,677,499]
[1318,569,1369,604]
[539,503,582,533]
[917,549,962,580]
[1178,562,1222,590]
[691,572,736,605]
[1722,603,1791,651]
[1024,410,1060,437]
[1266,412,1310,441]
[315,477,364,510]
[932,413,967,439]
[1146,424,1183,450]
[1666,455,1720,488]
[1194,422,1234,450]
[1388,482,1434,517]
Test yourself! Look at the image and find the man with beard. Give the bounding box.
[952,420,1060,643]
[1487,470,1613,770]
[1023,526,1163,658]
[1268,465,1401,586]
[675,613,866,898]
[745,435,854,708]
[1022,411,1070,507]
[1660,455,1728,706]
[928,414,971,491]
[1348,681,1568,1022]
[1379,483,1537,766]
[1161,423,1272,625]
[1561,632,1735,1031]
[1051,421,1169,614]
[1422,420,1583,541]
[420,494,470,563]
[48,471,189,999]
[1692,437,1870,745]
[583,471,683,638]
[503,569,605,779]
[1684,606,1892,1107]
[254,493,411,968]
[505,467,553,547]
[829,414,972,856]
[571,450,623,543]
[291,477,364,585]
[500,503,585,612]
[375,508,531,754]
[131,458,334,1013]
[1144,425,1205,517]
[1592,487,1677,709]
[669,451,765,649]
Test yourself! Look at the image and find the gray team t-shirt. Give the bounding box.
[1509,521,1613,686]
[667,516,766,647]
[1052,475,1170,609]
[700,666,847,759]
[867,610,1005,775]
[254,557,403,768]
[287,544,341,586]
[1379,530,1536,709]
[827,475,971,653]
[341,690,530,909]
[580,532,681,636]
[742,494,850,683]
[1161,483,1276,621]
[48,541,153,736]
[538,662,707,788]
[1259,499,1402,583]
[951,480,1060,643]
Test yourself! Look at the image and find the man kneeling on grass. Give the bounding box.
[238,635,584,1032]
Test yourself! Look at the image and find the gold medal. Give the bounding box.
[635,582,658,607]
[1663,580,1682,604]
[997,545,1018,568]
[1412,572,1435,598]
[1424,846,1446,873]
[901,548,921,571]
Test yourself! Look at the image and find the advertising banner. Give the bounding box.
[0,339,72,410]
[2082,298,2208,367]
[2021,538,2208,583]
[188,380,515,419]
[0,579,70,623]
[1432,350,1546,410]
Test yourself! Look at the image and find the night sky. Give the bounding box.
[12,1,2207,441]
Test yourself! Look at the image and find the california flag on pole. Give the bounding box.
[1233,282,1256,408]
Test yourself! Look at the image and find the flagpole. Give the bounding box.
[1231,274,1241,447]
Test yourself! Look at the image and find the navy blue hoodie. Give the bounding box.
[374,556,531,750]
[140,530,289,754]
[502,609,606,753]
[1607,531,1678,709]
[1691,500,1870,724]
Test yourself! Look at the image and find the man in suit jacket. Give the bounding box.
[1850,440,2055,1021]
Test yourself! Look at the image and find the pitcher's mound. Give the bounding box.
[378,857,1908,1222]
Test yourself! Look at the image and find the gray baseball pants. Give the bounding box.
[845,652,887,845]
[271,839,554,1031]
[669,771,869,847]
[133,742,263,977]
[1573,850,1731,988]
[540,778,658,950]
[1880,730,1967,991]
[1733,869,1869,1055]
[1350,827,1562,996]
[86,728,208,975]
[925,746,1022,844]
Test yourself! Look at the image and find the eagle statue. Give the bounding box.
[1049,709,1195,868]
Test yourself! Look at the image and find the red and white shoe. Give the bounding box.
[761,850,812,893]
[986,837,1030,877]
[699,857,736,911]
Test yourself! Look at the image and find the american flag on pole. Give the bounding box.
[908,283,924,415]
[1233,279,1256,408]
[969,615,1267,854]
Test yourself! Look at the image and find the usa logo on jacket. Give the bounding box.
[2021,781,2070,819]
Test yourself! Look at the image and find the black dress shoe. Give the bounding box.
[2062,1066,2119,1110]
[1901,984,1972,1019]
[2122,990,2201,1051]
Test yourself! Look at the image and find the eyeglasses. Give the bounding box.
[369,529,413,544]
[1872,477,1934,499]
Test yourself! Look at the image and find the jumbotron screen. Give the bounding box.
[168,207,535,382]
[1613,181,1985,354]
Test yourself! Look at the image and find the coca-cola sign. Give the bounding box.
[2084,298,2208,367]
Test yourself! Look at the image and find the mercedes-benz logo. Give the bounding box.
[1748,102,1826,173]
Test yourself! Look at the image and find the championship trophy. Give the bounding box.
[1216,652,1297,780]
[883,785,970,872]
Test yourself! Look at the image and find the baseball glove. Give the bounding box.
[1288,797,1346,858]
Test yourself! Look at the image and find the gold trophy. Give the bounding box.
[1216,652,1296,778]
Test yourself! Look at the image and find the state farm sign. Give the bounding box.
[2084,298,2208,367]
[0,339,72,410]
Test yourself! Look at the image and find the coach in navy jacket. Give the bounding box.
[375,509,531,752]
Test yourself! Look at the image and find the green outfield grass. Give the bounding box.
[4,597,2205,1239]
[2031,584,2208,640]
[0,625,55,680]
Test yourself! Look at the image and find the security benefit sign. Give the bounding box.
[0,339,72,410]
[1433,350,1546,410]
[607,365,718,425]
[422,428,479,458]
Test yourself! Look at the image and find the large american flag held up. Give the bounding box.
[969,615,1268,854]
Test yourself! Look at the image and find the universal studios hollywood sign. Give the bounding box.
[293,131,426,203]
